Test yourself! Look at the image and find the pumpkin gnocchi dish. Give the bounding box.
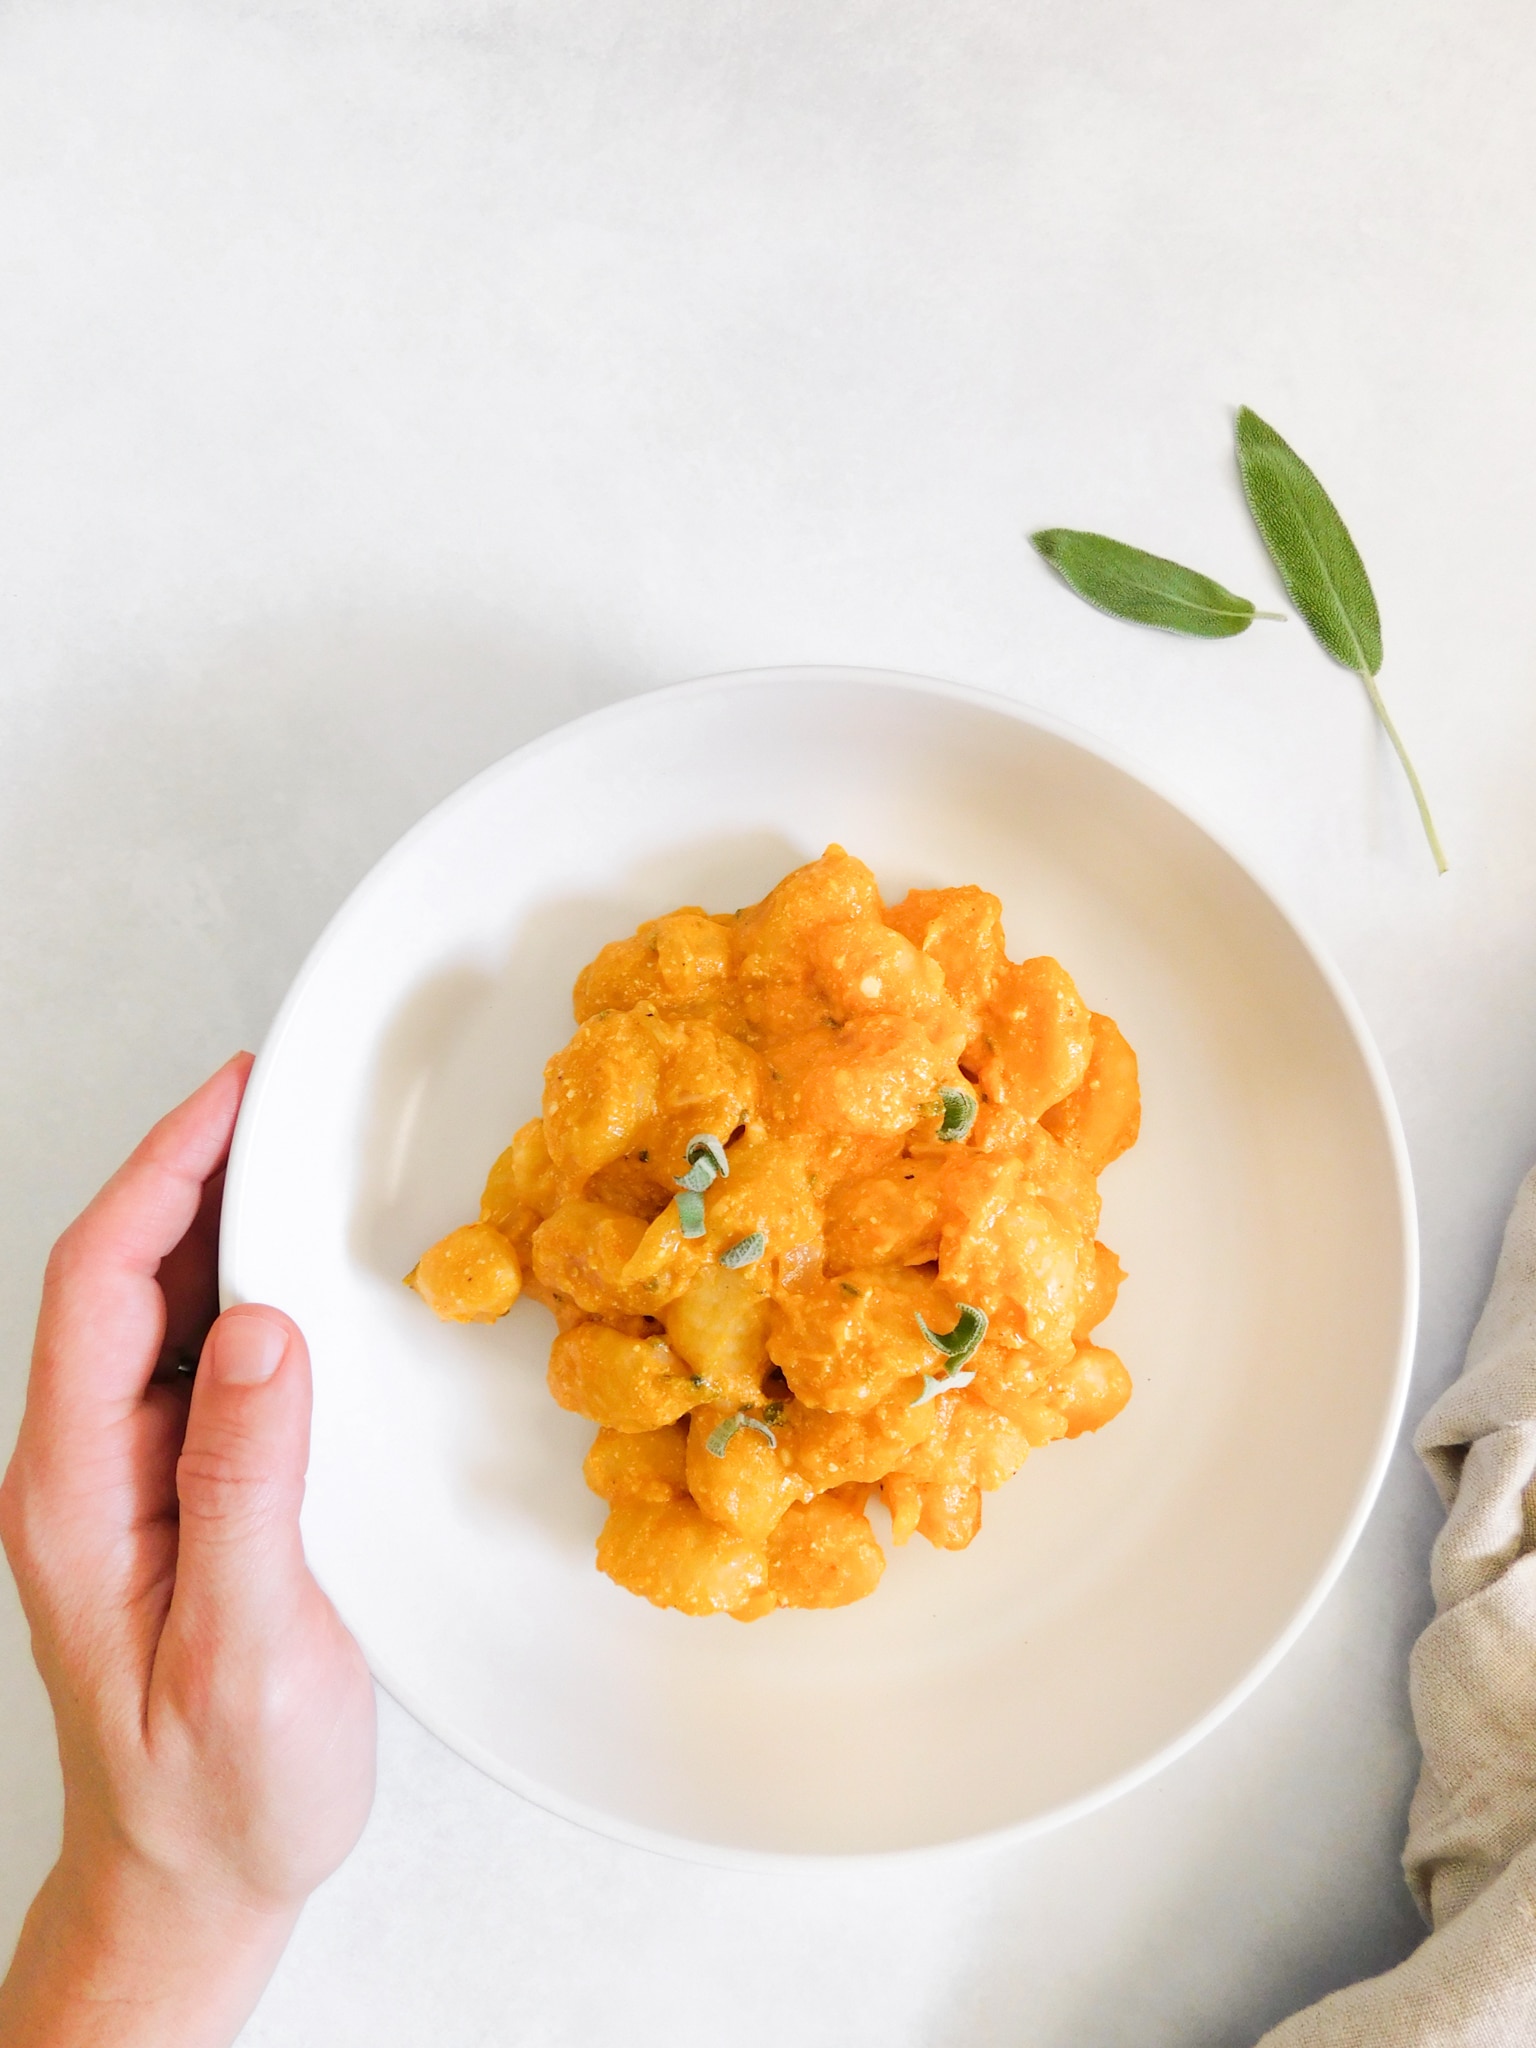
[407,846,1139,1620]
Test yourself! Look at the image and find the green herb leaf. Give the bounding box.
[1234,408,1380,672]
[676,1189,707,1239]
[719,1230,766,1269]
[705,1413,742,1457]
[1235,406,1446,874]
[1031,528,1279,639]
[937,1086,978,1143]
[916,1303,988,1367]
[685,1134,729,1179]
[911,1366,976,1408]
[705,1409,778,1456]
[761,1400,786,1426]
[674,1156,717,1193]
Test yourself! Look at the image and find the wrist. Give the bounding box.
[0,1841,297,2048]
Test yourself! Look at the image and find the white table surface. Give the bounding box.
[3,3,1534,2041]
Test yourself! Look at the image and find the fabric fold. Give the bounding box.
[1261,1164,1536,2045]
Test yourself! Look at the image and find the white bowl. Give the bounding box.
[221,667,1416,1863]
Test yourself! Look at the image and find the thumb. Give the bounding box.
[172,1306,312,1632]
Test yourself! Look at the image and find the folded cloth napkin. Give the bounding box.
[1260,1164,1536,2045]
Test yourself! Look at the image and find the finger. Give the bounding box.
[152,1165,228,1381]
[168,1306,313,1648]
[27,1054,254,1447]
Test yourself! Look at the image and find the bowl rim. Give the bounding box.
[221,662,1419,1870]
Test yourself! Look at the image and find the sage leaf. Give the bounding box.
[684,1134,729,1180]
[705,1413,742,1457]
[1235,407,1446,874]
[936,1086,978,1143]
[674,1155,717,1194]
[705,1409,777,1456]
[1234,408,1380,671]
[719,1230,766,1269]
[1031,528,1279,639]
[915,1303,988,1368]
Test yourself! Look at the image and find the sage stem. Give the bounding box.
[1355,669,1448,875]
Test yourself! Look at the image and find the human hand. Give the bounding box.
[0,1055,376,2048]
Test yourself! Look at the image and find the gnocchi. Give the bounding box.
[409,847,1139,1617]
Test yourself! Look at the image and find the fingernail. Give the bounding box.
[210,1313,288,1385]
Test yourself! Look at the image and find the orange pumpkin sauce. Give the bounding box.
[410,847,1138,1617]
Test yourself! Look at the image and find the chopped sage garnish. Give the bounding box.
[705,1413,741,1456]
[937,1086,978,1143]
[911,1366,977,1408]
[705,1408,778,1457]
[719,1230,766,1269]
[675,1134,730,1194]
[676,1189,707,1239]
[916,1303,988,1365]
[909,1304,988,1407]
[685,1132,729,1178]
[761,1400,786,1426]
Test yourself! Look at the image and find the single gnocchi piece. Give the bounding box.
[583,1423,689,1505]
[768,1267,956,1414]
[777,1387,941,1490]
[810,916,970,1039]
[547,1323,701,1432]
[685,1407,811,1543]
[596,1498,768,1615]
[891,1391,1032,1493]
[884,884,1007,1016]
[966,956,1093,1118]
[966,1340,1071,1446]
[1040,1013,1141,1171]
[1074,1241,1126,1342]
[407,1222,522,1324]
[573,909,736,1024]
[916,1481,983,1551]
[1048,1344,1133,1437]
[481,1118,561,1229]
[766,1014,963,1137]
[937,1154,1093,1357]
[822,1156,945,1272]
[662,1261,774,1408]
[530,1201,657,1320]
[764,1493,886,1609]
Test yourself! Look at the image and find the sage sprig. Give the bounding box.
[1031,528,1281,639]
[1235,407,1446,873]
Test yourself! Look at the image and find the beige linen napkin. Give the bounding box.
[1260,1164,1536,2045]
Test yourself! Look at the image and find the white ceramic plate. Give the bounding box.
[221,667,1416,1863]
